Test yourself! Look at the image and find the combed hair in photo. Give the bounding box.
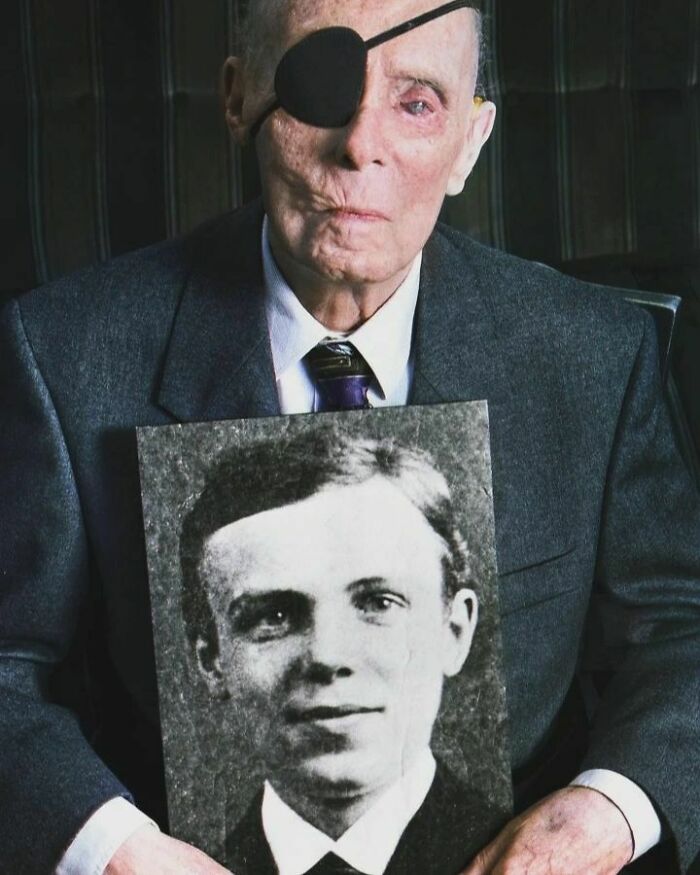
[180,427,475,658]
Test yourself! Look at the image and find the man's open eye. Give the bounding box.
[257,608,290,628]
[234,607,293,641]
[229,594,306,641]
[402,99,433,116]
[354,591,407,620]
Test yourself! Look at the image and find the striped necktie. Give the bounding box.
[304,340,373,411]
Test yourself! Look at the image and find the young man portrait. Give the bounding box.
[178,431,493,874]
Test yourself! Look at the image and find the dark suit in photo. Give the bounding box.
[226,762,494,875]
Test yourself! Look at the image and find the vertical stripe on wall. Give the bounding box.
[485,0,507,250]
[632,90,695,257]
[553,0,573,262]
[689,0,700,249]
[631,0,695,257]
[3,1,37,290]
[687,89,699,255]
[566,92,629,262]
[100,0,167,257]
[630,0,693,88]
[498,3,562,263]
[565,1,629,260]
[167,0,237,235]
[691,0,700,86]
[226,0,245,210]
[19,0,48,286]
[29,0,104,280]
[160,0,179,238]
[88,0,110,262]
[500,92,562,263]
[620,0,638,255]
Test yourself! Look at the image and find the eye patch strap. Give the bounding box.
[364,0,471,50]
[249,0,474,138]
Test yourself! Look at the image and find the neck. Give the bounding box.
[268,237,412,333]
[271,782,385,840]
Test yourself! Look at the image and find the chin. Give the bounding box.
[284,749,399,800]
[274,214,408,281]
[305,242,410,287]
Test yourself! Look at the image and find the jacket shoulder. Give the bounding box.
[11,200,264,355]
[16,236,185,319]
[432,223,649,352]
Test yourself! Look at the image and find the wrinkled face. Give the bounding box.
[198,476,476,801]
[231,0,493,290]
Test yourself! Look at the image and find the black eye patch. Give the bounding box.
[249,0,472,138]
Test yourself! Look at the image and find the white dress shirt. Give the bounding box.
[55,217,661,872]
[263,216,420,413]
[262,749,436,875]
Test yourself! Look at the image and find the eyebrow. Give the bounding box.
[346,576,389,592]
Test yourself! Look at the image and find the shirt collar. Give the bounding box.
[261,749,436,875]
[262,215,421,402]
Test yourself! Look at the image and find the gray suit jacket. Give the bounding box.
[1,199,699,874]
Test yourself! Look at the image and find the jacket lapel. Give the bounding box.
[157,200,281,423]
[225,791,277,875]
[384,764,500,875]
[157,211,510,422]
[409,231,510,409]
[410,229,572,577]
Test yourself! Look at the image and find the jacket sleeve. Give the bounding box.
[0,297,131,875]
[580,311,700,873]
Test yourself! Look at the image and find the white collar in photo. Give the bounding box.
[261,748,436,875]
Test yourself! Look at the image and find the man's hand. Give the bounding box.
[462,786,634,875]
[105,824,233,875]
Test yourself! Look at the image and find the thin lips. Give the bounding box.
[330,206,387,219]
[285,704,382,724]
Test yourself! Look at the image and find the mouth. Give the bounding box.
[328,207,388,222]
[285,705,383,724]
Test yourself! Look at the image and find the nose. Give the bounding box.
[302,609,356,683]
[334,103,388,171]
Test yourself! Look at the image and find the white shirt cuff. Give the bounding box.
[570,769,662,862]
[55,797,160,875]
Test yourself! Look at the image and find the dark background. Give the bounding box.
[2,0,699,453]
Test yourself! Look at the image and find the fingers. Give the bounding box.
[105,826,233,874]
[460,833,506,874]
[459,787,634,875]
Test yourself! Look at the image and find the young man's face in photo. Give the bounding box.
[197,475,476,801]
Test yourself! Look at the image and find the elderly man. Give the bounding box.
[179,432,489,874]
[0,0,698,874]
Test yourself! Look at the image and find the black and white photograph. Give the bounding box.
[2,1,700,874]
[137,402,511,874]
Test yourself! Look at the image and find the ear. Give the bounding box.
[222,56,250,145]
[445,99,496,197]
[442,588,478,677]
[195,636,230,700]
